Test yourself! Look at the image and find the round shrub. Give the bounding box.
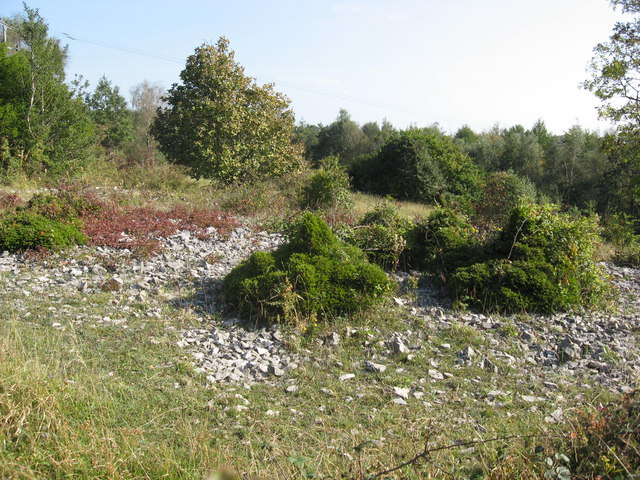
[223,212,390,324]
[299,156,352,211]
[350,128,483,210]
[22,192,101,225]
[0,212,87,252]
[403,208,479,271]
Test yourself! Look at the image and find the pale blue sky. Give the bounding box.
[2,0,627,134]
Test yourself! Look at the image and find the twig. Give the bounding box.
[368,434,549,479]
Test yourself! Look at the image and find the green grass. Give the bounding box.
[0,166,632,479]
[0,270,621,478]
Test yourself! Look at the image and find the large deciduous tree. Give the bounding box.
[151,37,301,183]
[129,80,164,164]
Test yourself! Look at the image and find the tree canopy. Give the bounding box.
[151,37,301,183]
[0,4,94,175]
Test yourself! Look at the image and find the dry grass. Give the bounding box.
[351,192,432,220]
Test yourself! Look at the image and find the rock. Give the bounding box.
[268,365,285,377]
[365,362,387,373]
[324,332,341,347]
[339,373,356,381]
[558,337,581,362]
[428,369,444,380]
[392,397,408,406]
[285,385,299,393]
[393,387,410,399]
[388,338,409,354]
[521,395,545,403]
[544,408,564,423]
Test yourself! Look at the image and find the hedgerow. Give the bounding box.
[223,212,390,324]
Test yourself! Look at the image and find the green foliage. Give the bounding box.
[584,1,640,126]
[473,171,538,231]
[0,211,86,252]
[85,75,133,150]
[584,2,640,220]
[422,203,610,313]
[21,191,100,224]
[350,127,483,210]
[223,212,390,324]
[0,6,95,177]
[346,201,413,270]
[299,156,352,211]
[151,37,302,184]
[403,207,478,272]
[312,109,372,166]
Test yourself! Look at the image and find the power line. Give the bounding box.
[52,29,490,131]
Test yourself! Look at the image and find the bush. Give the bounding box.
[403,208,479,271]
[223,212,390,324]
[345,201,413,270]
[299,156,352,211]
[350,128,483,210]
[424,203,610,313]
[21,192,101,225]
[473,171,538,232]
[0,212,87,252]
[565,390,640,479]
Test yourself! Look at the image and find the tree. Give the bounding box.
[313,109,370,165]
[584,0,640,221]
[129,80,164,164]
[584,0,640,126]
[86,75,132,150]
[151,37,301,183]
[0,4,94,175]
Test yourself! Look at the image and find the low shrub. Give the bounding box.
[0,192,22,211]
[613,241,640,267]
[403,207,479,271]
[299,156,352,211]
[423,203,611,313]
[0,212,87,252]
[22,192,101,225]
[223,212,390,325]
[345,201,412,270]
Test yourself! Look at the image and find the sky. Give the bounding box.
[1,0,629,134]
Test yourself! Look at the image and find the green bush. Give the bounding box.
[299,156,352,211]
[346,201,413,270]
[424,203,610,313]
[350,128,483,211]
[473,170,537,231]
[0,212,87,252]
[223,212,390,324]
[403,208,479,271]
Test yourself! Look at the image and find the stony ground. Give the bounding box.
[1,223,638,407]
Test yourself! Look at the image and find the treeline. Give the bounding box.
[293,111,637,226]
